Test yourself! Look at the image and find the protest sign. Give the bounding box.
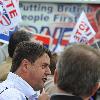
[70,11,96,44]
[0,0,21,43]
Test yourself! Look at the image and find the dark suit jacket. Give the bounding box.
[50,94,83,100]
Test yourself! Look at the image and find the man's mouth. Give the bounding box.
[42,77,47,83]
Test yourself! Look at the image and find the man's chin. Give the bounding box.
[34,84,44,91]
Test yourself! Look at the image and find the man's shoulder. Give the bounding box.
[0,87,26,100]
[50,94,82,100]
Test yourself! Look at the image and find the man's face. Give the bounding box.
[27,53,51,91]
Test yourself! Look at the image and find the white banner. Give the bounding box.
[70,11,96,44]
[0,0,21,33]
[0,0,21,44]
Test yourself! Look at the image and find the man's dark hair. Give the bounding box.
[8,30,32,58]
[57,44,100,97]
[10,41,51,72]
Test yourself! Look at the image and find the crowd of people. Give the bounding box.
[0,0,100,99]
[0,29,100,100]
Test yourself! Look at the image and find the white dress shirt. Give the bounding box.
[0,72,40,100]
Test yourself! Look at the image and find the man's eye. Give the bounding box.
[42,65,46,69]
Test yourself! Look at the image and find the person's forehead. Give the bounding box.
[34,53,50,64]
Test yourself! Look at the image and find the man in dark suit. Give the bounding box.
[50,44,100,100]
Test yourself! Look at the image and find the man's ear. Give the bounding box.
[91,82,100,96]
[54,68,58,84]
[20,59,31,72]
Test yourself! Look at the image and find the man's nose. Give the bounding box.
[46,66,51,75]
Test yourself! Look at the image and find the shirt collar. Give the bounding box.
[7,72,39,98]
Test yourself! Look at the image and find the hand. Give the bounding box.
[38,88,50,100]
